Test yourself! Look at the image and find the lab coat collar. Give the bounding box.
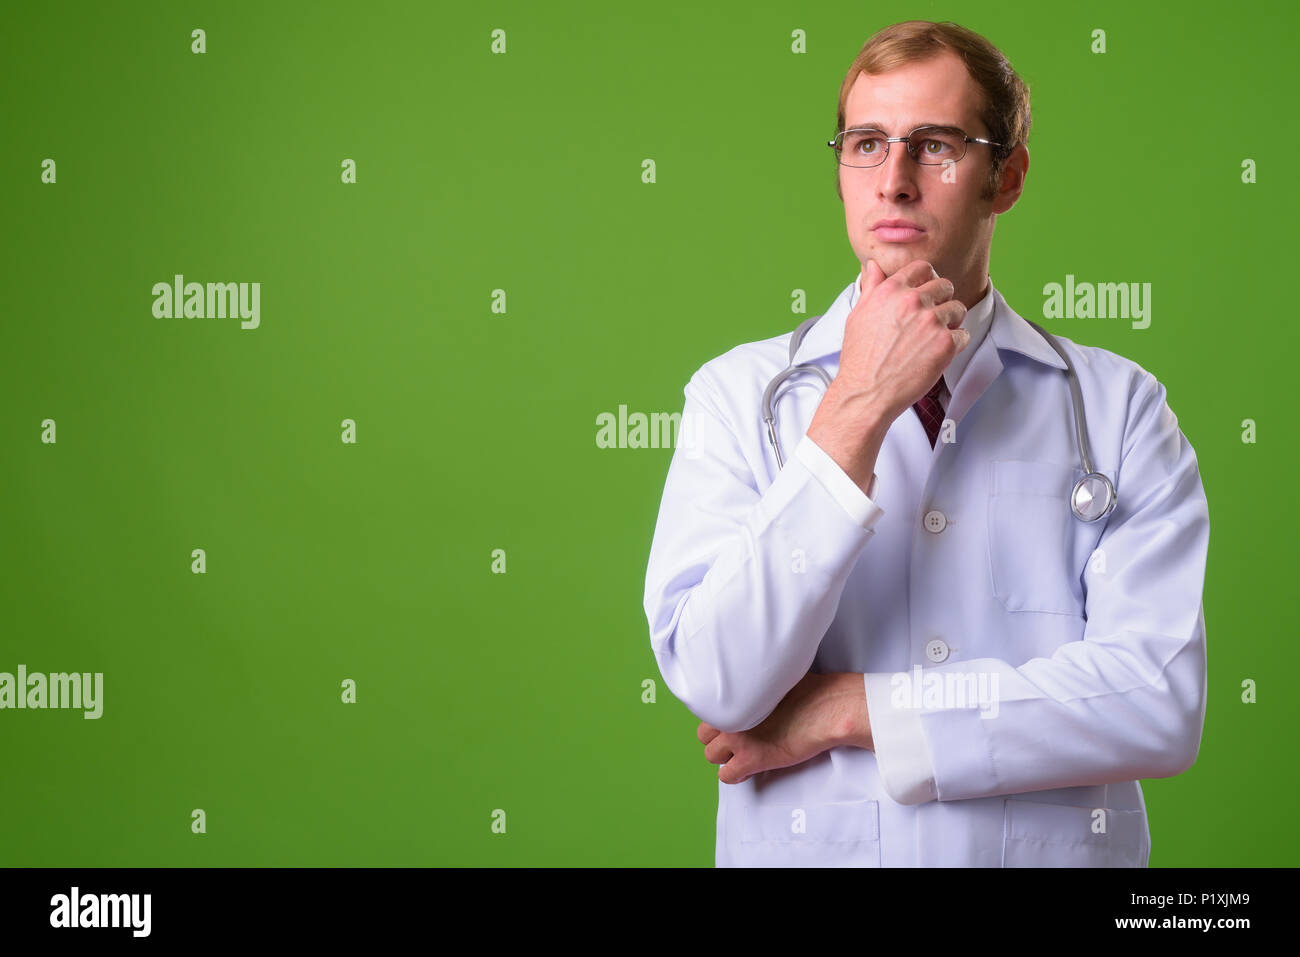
[791,275,1069,375]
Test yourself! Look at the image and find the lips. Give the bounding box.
[873,223,925,242]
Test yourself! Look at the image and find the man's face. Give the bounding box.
[838,50,1024,299]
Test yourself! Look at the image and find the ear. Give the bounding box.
[991,144,1029,213]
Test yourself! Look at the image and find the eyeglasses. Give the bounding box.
[828,125,1004,168]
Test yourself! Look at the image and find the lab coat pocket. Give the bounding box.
[1002,799,1146,867]
[987,459,1085,616]
[741,799,881,867]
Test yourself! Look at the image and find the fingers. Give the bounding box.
[700,723,746,781]
[878,259,957,311]
[700,722,735,770]
[719,761,748,786]
[935,298,967,329]
[918,278,958,311]
[892,258,942,288]
[703,735,733,766]
[696,721,720,744]
[702,731,751,784]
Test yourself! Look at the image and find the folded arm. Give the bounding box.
[643,368,885,733]
[864,371,1210,803]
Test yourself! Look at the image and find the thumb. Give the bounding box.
[861,258,885,300]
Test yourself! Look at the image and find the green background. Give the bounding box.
[1,0,1295,866]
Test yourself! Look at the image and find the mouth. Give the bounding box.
[872,224,926,243]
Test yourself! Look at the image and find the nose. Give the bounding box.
[876,140,919,201]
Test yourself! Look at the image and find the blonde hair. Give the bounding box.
[834,20,1031,201]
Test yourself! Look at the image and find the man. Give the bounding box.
[642,20,1209,867]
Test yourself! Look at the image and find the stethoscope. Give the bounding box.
[761,308,1118,523]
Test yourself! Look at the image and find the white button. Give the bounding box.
[923,509,947,533]
[925,639,950,663]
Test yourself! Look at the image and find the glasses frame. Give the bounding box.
[827,125,1005,168]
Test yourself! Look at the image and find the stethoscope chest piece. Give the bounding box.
[1071,472,1117,523]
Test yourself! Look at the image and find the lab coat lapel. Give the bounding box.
[790,284,852,368]
[925,285,1069,476]
[940,318,1004,442]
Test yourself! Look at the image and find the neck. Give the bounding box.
[962,276,991,311]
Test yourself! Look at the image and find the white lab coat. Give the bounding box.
[643,276,1209,867]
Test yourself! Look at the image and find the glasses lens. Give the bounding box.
[909,127,967,164]
[839,129,888,167]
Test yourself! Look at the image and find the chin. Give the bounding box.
[872,247,920,267]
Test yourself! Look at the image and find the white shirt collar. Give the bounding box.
[848,271,996,395]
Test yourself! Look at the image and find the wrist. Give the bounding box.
[821,673,874,751]
[808,387,891,452]
[822,382,896,431]
[806,404,889,497]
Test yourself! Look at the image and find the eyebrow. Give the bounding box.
[846,121,963,131]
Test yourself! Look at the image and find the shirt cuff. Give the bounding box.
[863,672,939,805]
[793,435,884,530]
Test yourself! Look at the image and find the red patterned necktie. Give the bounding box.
[913,375,946,448]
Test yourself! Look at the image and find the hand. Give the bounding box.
[697,672,873,785]
[805,259,970,491]
[831,258,970,420]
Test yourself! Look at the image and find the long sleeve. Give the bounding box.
[794,430,880,521]
[862,370,1209,804]
[863,673,936,803]
[643,368,884,733]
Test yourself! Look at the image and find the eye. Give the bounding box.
[915,130,964,156]
[846,132,885,154]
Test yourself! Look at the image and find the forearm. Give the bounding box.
[806,384,894,496]
[817,672,874,751]
[698,671,875,786]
